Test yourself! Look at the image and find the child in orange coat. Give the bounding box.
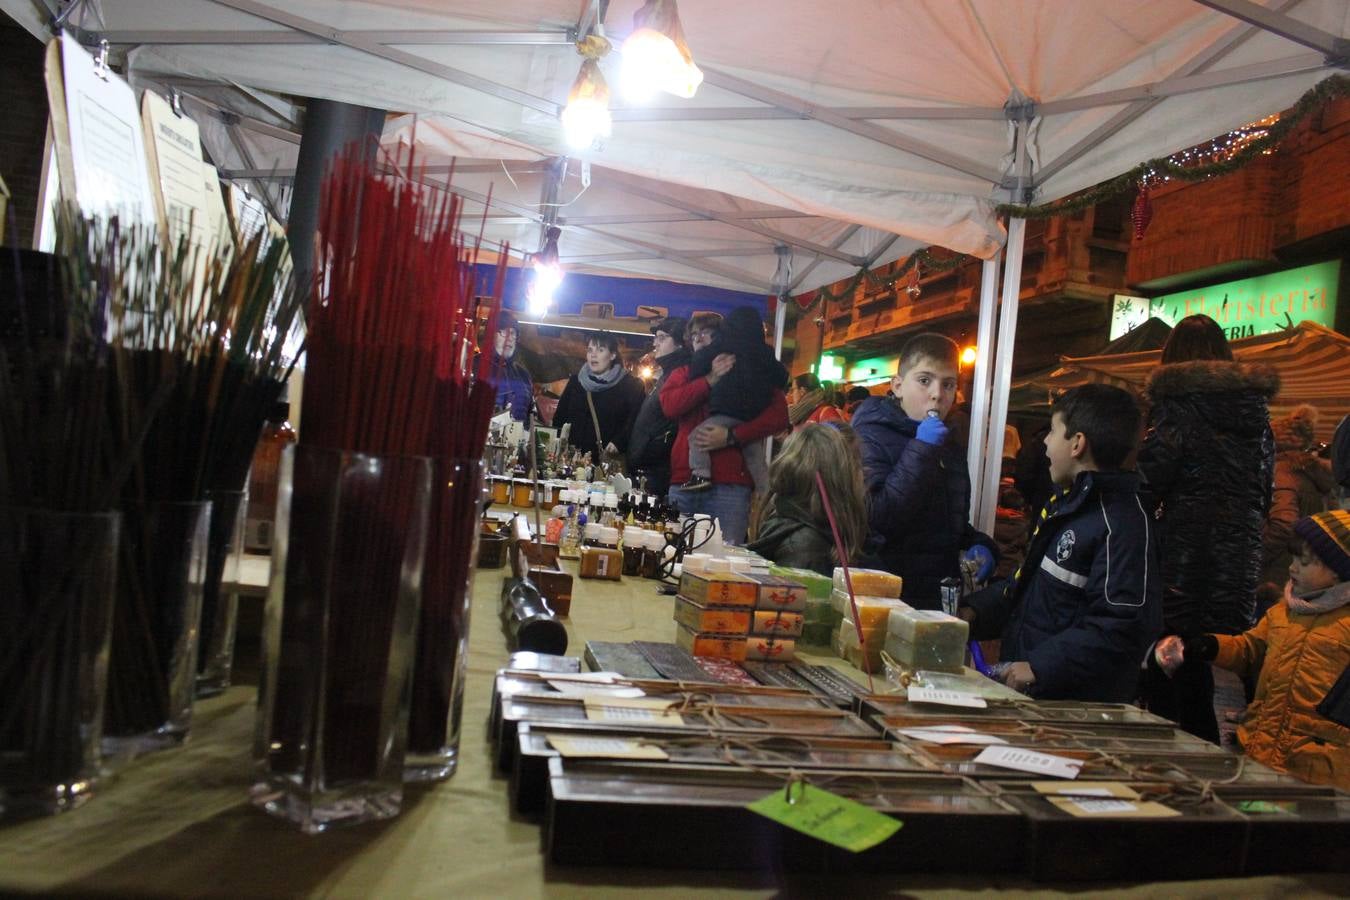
[1156,509,1350,790]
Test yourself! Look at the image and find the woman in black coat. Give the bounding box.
[552,331,645,463]
[1137,314,1278,742]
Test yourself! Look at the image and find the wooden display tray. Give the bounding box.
[989,780,1249,882]
[863,697,1180,738]
[545,760,1024,873]
[1212,784,1350,875]
[511,724,921,814]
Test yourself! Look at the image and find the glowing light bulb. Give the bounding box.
[961,346,978,366]
[527,262,563,315]
[561,95,611,150]
[620,28,702,101]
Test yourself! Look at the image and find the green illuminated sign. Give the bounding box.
[1110,260,1340,341]
[847,356,899,385]
[816,354,845,382]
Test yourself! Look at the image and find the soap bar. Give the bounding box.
[803,598,843,627]
[831,590,912,629]
[745,635,796,662]
[673,597,751,635]
[885,608,969,675]
[836,619,886,650]
[887,607,969,643]
[747,574,808,613]
[799,622,835,648]
[769,565,833,602]
[832,627,882,671]
[579,546,623,580]
[674,624,748,661]
[833,567,902,599]
[751,610,804,638]
[678,571,758,607]
[882,633,965,674]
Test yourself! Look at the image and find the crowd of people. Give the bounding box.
[489,306,1350,791]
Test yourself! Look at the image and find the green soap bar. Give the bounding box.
[799,622,835,648]
[882,633,966,674]
[887,607,968,644]
[769,565,833,601]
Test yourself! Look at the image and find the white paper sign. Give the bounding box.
[897,728,1007,746]
[547,679,646,699]
[582,697,684,725]
[1065,798,1139,815]
[973,746,1082,779]
[907,685,988,708]
[547,736,669,760]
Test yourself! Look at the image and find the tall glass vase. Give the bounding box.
[0,507,119,819]
[405,457,485,781]
[196,489,248,697]
[104,500,210,755]
[253,444,432,833]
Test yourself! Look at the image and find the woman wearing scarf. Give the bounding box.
[787,372,845,432]
[552,331,645,463]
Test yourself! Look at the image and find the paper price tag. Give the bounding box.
[973,746,1082,779]
[547,679,646,699]
[547,736,669,760]
[747,783,902,853]
[1047,796,1181,819]
[897,728,1007,746]
[582,696,684,725]
[906,685,988,708]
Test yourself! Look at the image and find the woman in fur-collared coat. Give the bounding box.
[1137,314,1279,742]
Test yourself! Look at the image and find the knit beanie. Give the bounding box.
[1272,404,1318,451]
[1293,509,1350,581]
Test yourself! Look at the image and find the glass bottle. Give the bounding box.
[244,401,297,553]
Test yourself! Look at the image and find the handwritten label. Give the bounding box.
[907,685,988,708]
[747,783,902,853]
[1048,796,1181,819]
[973,746,1082,779]
[547,736,669,760]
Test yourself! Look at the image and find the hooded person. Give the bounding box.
[1261,405,1337,598]
[678,306,788,494]
[489,311,534,421]
[627,317,691,497]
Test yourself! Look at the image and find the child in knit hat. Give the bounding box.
[1156,509,1350,790]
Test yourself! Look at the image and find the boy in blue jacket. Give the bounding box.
[961,383,1161,702]
[852,333,996,608]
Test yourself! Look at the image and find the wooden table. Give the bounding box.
[1,564,1341,898]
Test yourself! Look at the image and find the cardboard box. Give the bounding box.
[751,609,804,638]
[673,596,751,635]
[745,573,808,613]
[677,571,758,607]
[746,635,796,662]
[674,624,747,661]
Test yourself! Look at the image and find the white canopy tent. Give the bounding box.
[6,0,1347,528]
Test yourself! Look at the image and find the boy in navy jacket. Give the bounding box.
[962,384,1161,702]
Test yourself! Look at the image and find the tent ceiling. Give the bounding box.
[5,0,1347,293]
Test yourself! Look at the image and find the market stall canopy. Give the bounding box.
[5,0,1346,294]
[1012,320,1350,442]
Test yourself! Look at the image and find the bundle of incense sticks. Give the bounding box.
[274,140,506,780]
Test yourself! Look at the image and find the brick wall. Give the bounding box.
[0,20,48,248]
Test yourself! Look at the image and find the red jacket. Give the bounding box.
[660,365,790,488]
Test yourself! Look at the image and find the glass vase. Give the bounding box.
[0,507,120,819]
[253,444,432,833]
[196,489,248,697]
[103,500,210,755]
[406,458,485,781]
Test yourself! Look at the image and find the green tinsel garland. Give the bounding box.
[802,73,1348,312]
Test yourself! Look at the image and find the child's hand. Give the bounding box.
[915,411,948,446]
[705,353,736,386]
[1154,635,1185,675]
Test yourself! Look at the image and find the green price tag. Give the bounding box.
[1236,800,1292,815]
[746,782,902,853]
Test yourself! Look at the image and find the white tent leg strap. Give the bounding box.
[975,217,1026,536]
[966,252,1002,527]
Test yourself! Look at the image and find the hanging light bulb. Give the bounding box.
[527,226,564,315]
[561,56,612,150]
[620,0,703,102]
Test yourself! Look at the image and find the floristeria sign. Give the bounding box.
[1110,260,1340,341]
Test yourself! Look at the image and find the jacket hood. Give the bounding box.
[1146,360,1280,401]
[754,498,831,547]
[850,395,915,435]
[1281,451,1338,493]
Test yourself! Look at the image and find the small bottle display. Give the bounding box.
[244,401,297,553]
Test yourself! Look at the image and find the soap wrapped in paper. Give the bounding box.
[831,590,912,628]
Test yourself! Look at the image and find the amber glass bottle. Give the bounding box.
[244,402,297,553]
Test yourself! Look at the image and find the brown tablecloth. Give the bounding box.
[2,566,1344,898]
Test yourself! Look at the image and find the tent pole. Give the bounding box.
[977,217,1026,536]
[967,251,1002,528]
[288,98,385,290]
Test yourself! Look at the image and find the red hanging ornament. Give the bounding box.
[1131,180,1153,241]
